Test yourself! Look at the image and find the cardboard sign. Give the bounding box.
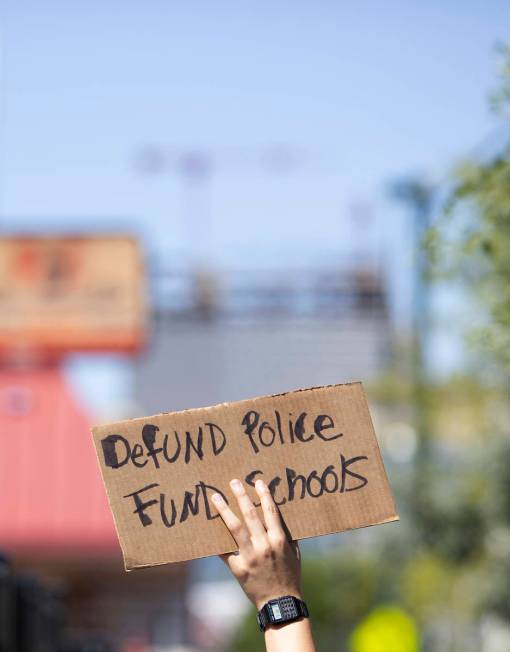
[91,382,398,570]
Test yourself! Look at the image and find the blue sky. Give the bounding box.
[1,0,509,333]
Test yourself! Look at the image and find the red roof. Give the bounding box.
[0,366,119,556]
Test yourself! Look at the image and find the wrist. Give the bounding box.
[263,617,316,652]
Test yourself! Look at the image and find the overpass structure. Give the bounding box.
[136,264,392,415]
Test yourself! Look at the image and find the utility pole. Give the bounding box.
[390,177,435,504]
[134,145,305,318]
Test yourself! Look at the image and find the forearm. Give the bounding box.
[264,618,316,652]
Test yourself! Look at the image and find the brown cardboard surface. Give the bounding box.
[91,382,398,570]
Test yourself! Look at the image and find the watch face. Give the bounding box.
[270,603,282,620]
[269,597,299,623]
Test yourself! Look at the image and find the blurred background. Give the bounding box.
[1,1,510,650]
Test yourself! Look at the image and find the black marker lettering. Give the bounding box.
[101,434,130,468]
[306,469,324,497]
[160,493,177,527]
[259,421,276,447]
[242,411,260,453]
[268,476,286,505]
[131,443,147,468]
[294,413,313,442]
[207,422,227,456]
[142,424,163,469]
[180,486,201,522]
[340,454,369,492]
[321,464,339,493]
[163,431,181,463]
[274,410,285,444]
[288,413,295,443]
[184,427,204,463]
[286,467,306,500]
[124,483,159,527]
[314,414,343,441]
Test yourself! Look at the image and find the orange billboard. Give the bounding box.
[0,235,148,359]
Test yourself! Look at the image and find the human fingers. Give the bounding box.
[291,539,301,560]
[230,479,268,541]
[219,552,233,563]
[255,479,286,545]
[219,551,243,571]
[212,492,251,551]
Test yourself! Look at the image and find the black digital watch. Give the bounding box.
[256,595,309,632]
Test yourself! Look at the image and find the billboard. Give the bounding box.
[0,235,148,358]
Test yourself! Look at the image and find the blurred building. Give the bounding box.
[0,364,189,652]
[0,236,189,651]
[136,264,391,413]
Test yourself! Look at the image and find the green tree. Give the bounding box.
[428,43,510,621]
[430,44,510,378]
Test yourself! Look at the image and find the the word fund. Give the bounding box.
[91,383,399,568]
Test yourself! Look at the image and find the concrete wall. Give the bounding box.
[136,316,391,415]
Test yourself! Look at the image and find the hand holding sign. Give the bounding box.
[91,382,398,569]
[214,478,302,610]
[215,478,317,651]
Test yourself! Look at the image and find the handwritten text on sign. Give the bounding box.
[91,383,398,569]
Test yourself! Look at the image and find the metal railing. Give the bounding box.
[151,265,388,322]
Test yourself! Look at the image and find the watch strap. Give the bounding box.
[257,596,309,632]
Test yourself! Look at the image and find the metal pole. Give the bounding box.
[390,178,434,504]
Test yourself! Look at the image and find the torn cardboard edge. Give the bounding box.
[91,380,365,431]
